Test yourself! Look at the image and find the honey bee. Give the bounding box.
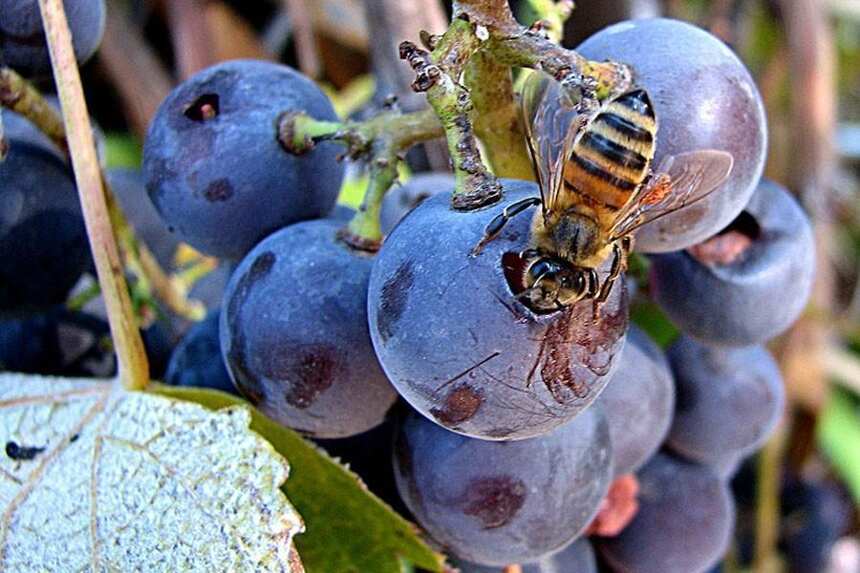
[476,73,734,313]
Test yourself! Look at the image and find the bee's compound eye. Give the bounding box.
[559,271,586,294]
[529,259,558,279]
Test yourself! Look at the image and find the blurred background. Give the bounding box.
[42,0,860,571]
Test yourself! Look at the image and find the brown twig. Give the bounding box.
[38,0,149,390]
[774,0,836,417]
[167,0,216,80]
[205,2,272,62]
[283,0,320,78]
[757,0,837,570]
[363,0,450,172]
[98,4,173,139]
[363,0,447,110]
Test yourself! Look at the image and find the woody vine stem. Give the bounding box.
[278,0,631,251]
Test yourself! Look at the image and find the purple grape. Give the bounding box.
[596,453,735,573]
[596,324,675,475]
[0,309,115,377]
[367,180,628,441]
[393,405,611,566]
[220,218,397,438]
[107,168,178,270]
[650,179,814,346]
[0,0,105,76]
[578,18,767,253]
[0,142,89,316]
[780,475,854,573]
[379,172,454,235]
[665,335,784,464]
[166,311,236,395]
[450,537,597,572]
[143,60,344,259]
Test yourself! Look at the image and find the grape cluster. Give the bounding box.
[158,18,808,573]
[0,7,822,572]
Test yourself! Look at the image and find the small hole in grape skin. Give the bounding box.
[184,93,220,121]
[687,211,760,266]
[501,251,529,296]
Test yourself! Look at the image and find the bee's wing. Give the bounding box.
[608,149,734,240]
[521,72,583,218]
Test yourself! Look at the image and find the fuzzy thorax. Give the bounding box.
[531,209,613,269]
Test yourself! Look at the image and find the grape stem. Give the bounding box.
[281,0,630,248]
[0,66,206,322]
[37,0,149,390]
[0,67,68,154]
[279,107,443,251]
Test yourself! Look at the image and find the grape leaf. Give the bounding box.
[0,373,304,572]
[154,385,445,573]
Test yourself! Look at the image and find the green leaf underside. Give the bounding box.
[153,385,444,573]
[817,387,860,504]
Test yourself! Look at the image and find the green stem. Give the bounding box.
[465,50,533,180]
[490,32,631,103]
[525,0,573,43]
[281,0,634,233]
[38,0,149,390]
[66,280,102,312]
[279,107,444,249]
[344,148,399,251]
[401,18,502,210]
[0,67,68,154]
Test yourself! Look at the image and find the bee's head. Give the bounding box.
[551,212,601,261]
[522,257,592,312]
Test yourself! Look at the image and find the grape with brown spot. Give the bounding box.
[368,180,628,441]
[220,218,397,438]
[143,60,344,259]
[392,404,611,566]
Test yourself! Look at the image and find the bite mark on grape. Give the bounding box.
[527,281,627,404]
[462,476,526,529]
[430,384,483,425]
[202,178,234,202]
[281,345,341,409]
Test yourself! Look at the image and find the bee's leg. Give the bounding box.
[595,242,625,305]
[620,235,634,271]
[471,197,542,256]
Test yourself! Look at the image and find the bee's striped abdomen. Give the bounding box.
[563,89,657,210]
